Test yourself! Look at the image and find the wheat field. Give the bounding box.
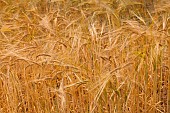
[0,0,170,113]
